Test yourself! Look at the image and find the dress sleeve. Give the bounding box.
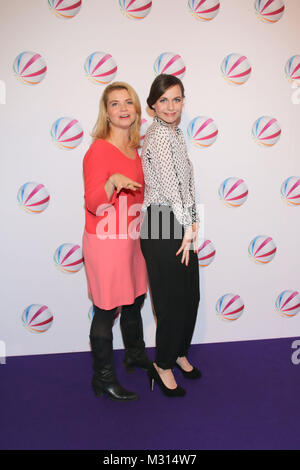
[83,140,117,215]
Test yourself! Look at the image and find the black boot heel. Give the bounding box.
[91,377,104,397]
[92,375,138,401]
[90,336,138,402]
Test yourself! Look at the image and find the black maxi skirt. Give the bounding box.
[140,205,200,369]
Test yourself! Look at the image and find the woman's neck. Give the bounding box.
[155,115,180,131]
[107,127,130,148]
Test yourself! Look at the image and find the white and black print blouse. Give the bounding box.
[141,116,199,230]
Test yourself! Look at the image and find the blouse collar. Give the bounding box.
[154,116,180,133]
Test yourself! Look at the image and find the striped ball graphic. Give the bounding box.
[187,116,218,148]
[13,51,47,85]
[252,116,281,147]
[285,55,300,85]
[221,53,252,85]
[218,177,248,207]
[248,236,277,264]
[276,290,300,318]
[51,117,83,149]
[188,0,220,21]
[22,304,54,333]
[254,0,285,23]
[281,176,300,206]
[54,243,84,273]
[216,294,244,321]
[17,182,50,214]
[48,0,82,19]
[198,240,216,267]
[119,0,152,20]
[154,52,186,80]
[84,52,117,84]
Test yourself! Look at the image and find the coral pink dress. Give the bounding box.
[82,139,147,310]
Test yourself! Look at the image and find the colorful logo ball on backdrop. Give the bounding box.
[285,55,300,85]
[154,52,186,80]
[216,294,244,321]
[22,304,54,333]
[13,51,47,85]
[281,176,300,206]
[188,0,220,21]
[248,235,277,264]
[218,177,248,207]
[54,243,84,273]
[198,240,216,267]
[275,290,300,318]
[119,0,152,20]
[17,182,50,214]
[48,0,82,19]
[187,116,218,148]
[88,306,120,325]
[220,53,252,85]
[251,116,281,147]
[84,52,117,84]
[51,117,83,149]
[254,0,285,23]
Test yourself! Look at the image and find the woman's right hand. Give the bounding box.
[176,223,198,266]
[108,173,142,194]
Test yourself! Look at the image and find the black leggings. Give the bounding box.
[90,294,146,345]
[140,205,200,369]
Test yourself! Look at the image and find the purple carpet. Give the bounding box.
[1,337,300,450]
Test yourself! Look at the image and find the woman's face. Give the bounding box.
[106,88,137,131]
[153,84,184,127]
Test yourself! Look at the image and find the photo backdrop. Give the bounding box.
[1,0,300,357]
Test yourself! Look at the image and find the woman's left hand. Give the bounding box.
[176,222,198,266]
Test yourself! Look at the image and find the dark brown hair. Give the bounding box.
[147,74,185,110]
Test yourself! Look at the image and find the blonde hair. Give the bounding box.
[91,81,141,148]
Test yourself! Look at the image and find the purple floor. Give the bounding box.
[1,337,300,450]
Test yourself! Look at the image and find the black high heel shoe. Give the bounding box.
[147,364,186,397]
[175,362,202,379]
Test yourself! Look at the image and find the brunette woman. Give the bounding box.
[140,74,201,398]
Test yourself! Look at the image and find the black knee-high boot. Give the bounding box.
[90,305,138,401]
[120,294,152,373]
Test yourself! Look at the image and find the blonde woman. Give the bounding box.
[82,82,150,402]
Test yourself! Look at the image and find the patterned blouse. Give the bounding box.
[141,116,199,230]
